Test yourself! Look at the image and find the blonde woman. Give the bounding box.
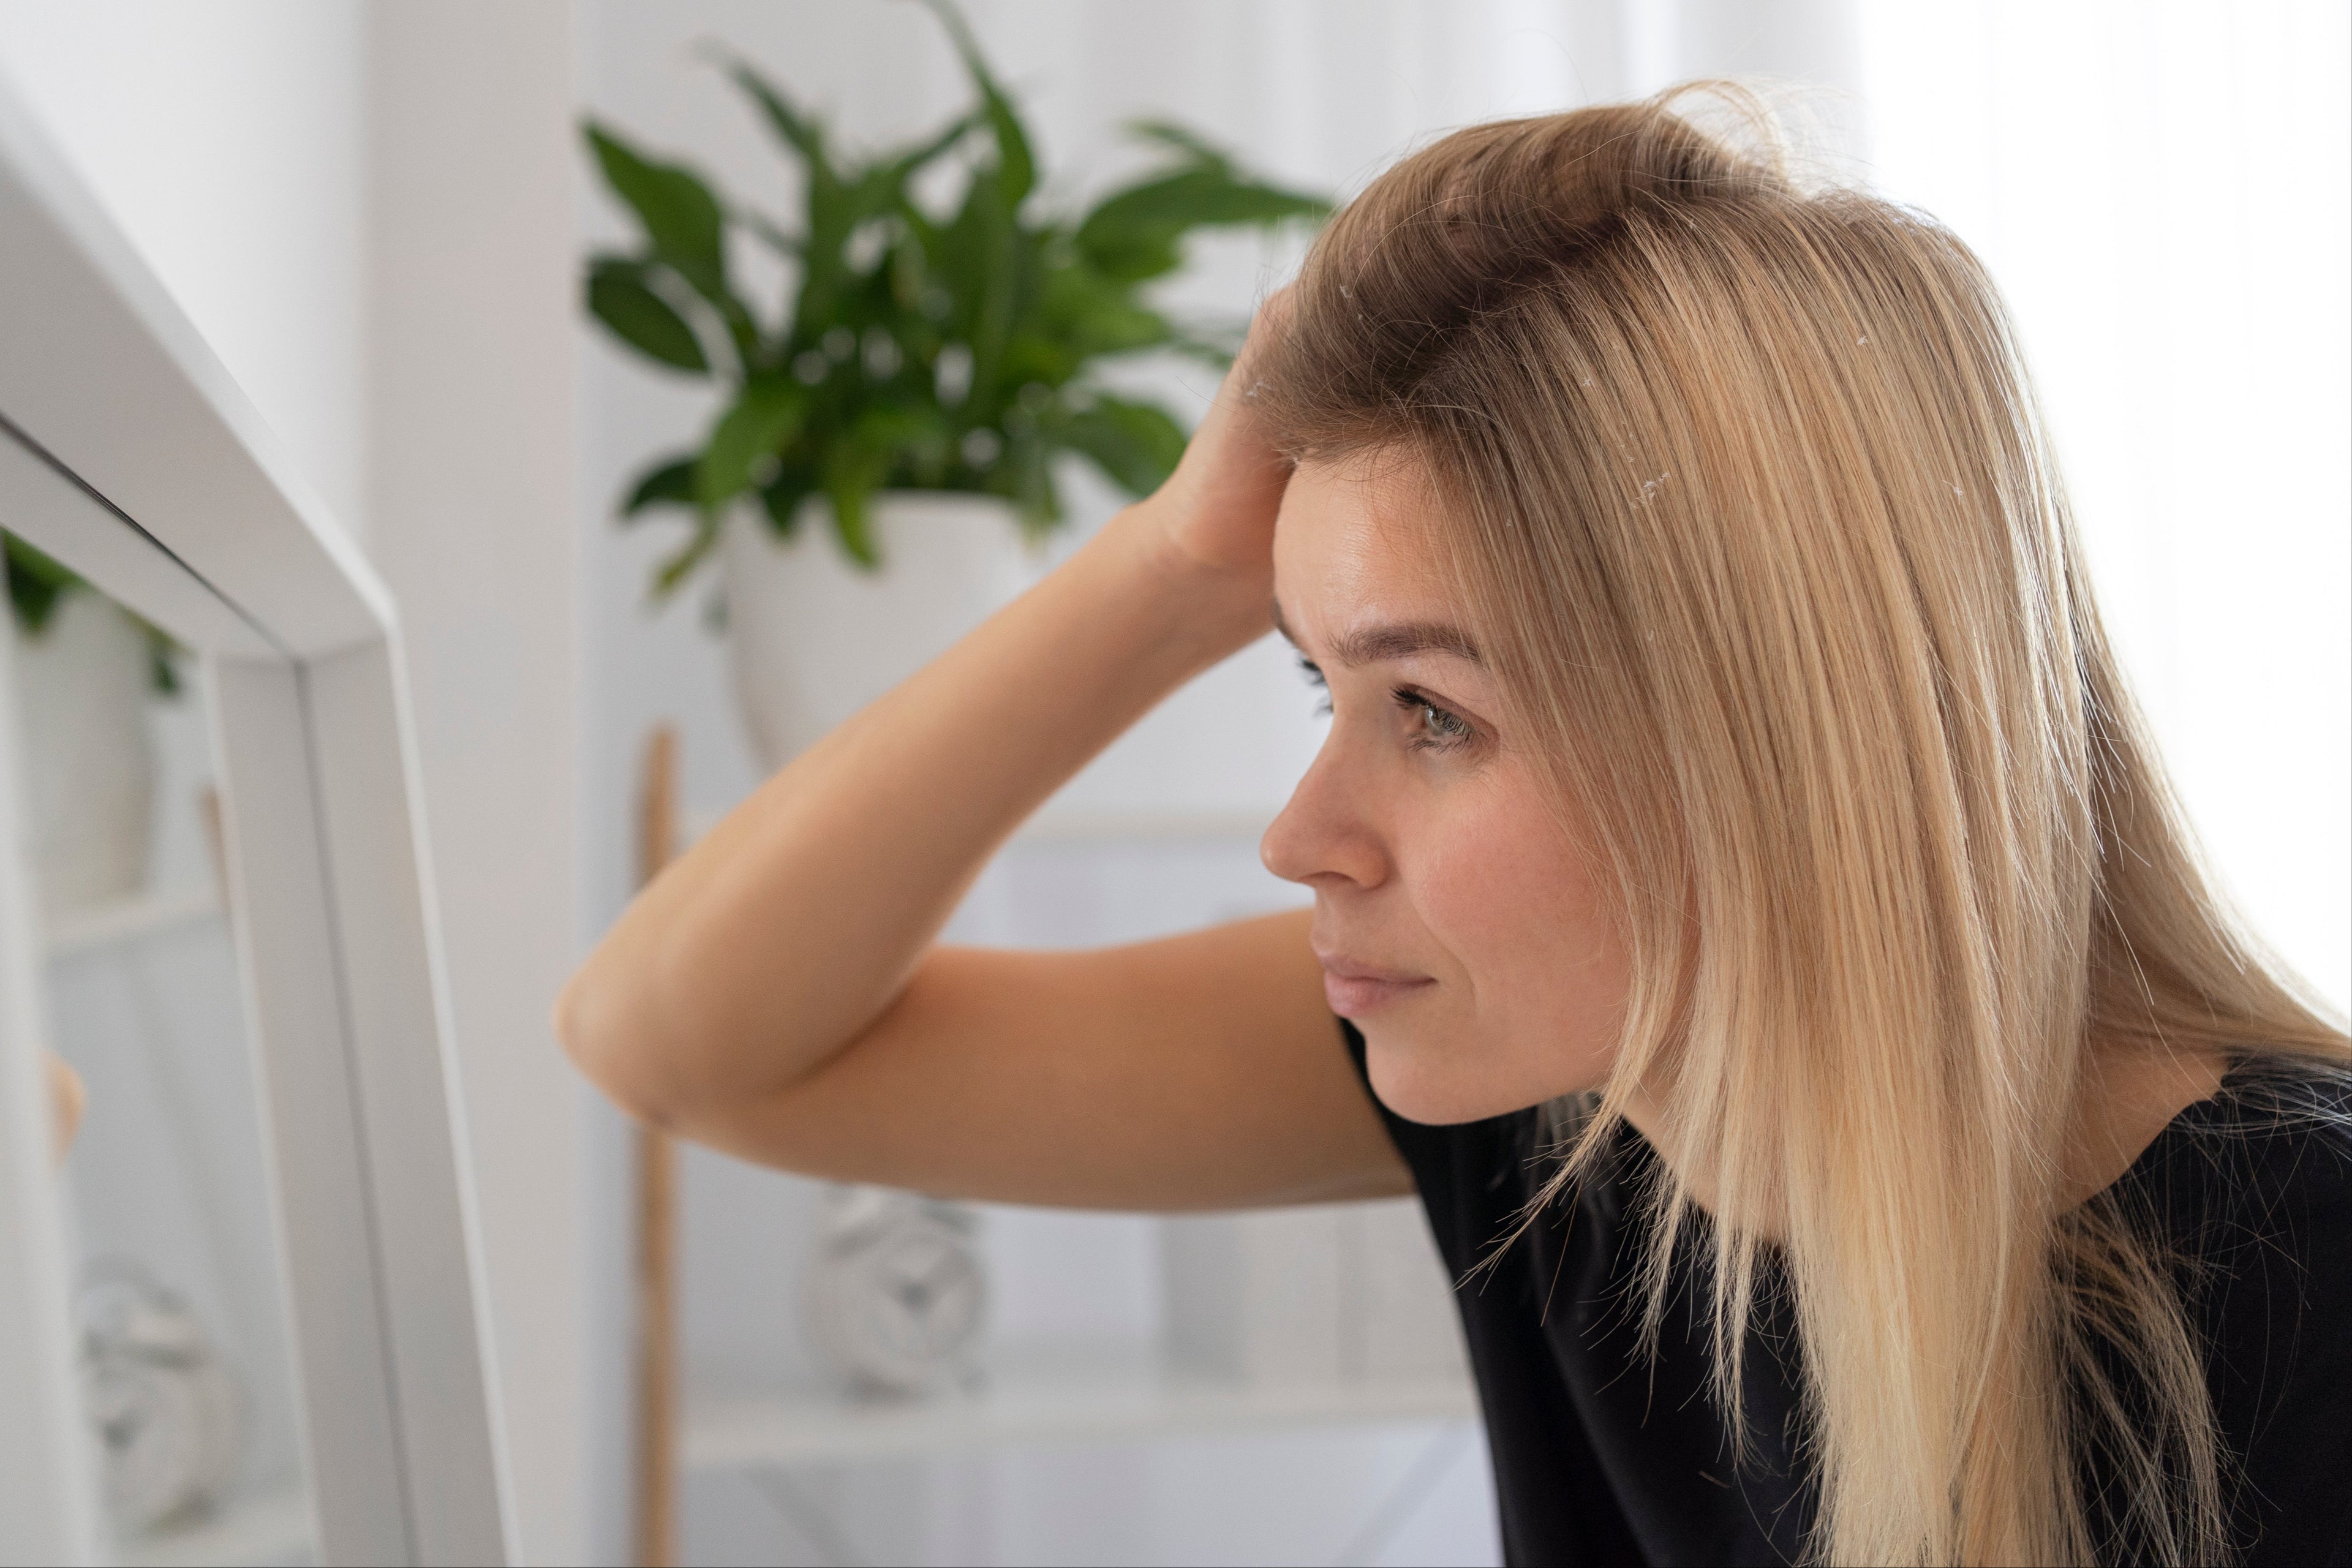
[560,88,2351,1566]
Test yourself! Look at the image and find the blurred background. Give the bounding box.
[0,2,2342,1564]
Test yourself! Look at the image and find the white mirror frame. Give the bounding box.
[0,79,514,1567]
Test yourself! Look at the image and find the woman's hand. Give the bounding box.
[1131,289,1296,597]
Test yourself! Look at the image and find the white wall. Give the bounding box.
[0,1,370,540]
[364,6,582,1564]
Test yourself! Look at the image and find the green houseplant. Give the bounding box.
[581,0,1329,601]
[6,533,179,693]
[2,532,181,916]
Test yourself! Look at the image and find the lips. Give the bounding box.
[1315,951,1436,1018]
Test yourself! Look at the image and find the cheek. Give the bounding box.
[1387,777,1631,1120]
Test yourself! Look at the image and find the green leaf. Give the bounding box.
[587,260,709,371]
[880,106,986,194]
[744,209,802,260]
[583,121,762,366]
[1166,320,1246,370]
[759,471,818,539]
[715,54,860,337]
[823,473,879,569]
[650,513,725,600]
[934,168,1029,407]
[134,616,181,696]
[4,530,81,635]
[1123,119,1235,168]
[871,405,957,487]
[696,379,805,509]
[821,426,895,569]
[919,0,1033,206]
[726,58,824,165]
[1076,167,1330,282]
[1054,394,1189,496]
[584,123,728,292]
[4,533,184,693]
[1001,426,1061,534]
[1038,265,1169,360]
[622,456,698,515]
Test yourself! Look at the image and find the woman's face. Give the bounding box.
[1261,451,1631,1125]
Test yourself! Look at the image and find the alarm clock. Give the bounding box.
[804,1183,988,1396]
[77,1261,241,1536]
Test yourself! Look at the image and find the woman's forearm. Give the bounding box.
[555,497,1270,1121]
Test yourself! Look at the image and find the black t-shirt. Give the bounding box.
[1340,1019,2352,1566]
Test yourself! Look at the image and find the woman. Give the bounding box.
[560,86,2351,1566]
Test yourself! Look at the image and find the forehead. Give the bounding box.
[1273,449,1457,620]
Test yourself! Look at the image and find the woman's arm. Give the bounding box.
[556,308,1412,1209]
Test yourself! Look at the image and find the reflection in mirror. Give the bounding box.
[9,551,317,1568]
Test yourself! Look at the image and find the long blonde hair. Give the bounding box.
[1256,85,2350,1566]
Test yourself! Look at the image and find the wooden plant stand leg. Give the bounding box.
[633,724,680,1568]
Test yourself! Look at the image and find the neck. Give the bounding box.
[1616,1039,2230,1227]
[2062,1038,2228,1205]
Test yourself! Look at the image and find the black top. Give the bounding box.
[1340,1020,2352,1567]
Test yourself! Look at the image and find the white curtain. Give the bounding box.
[1860,0,2352,1011]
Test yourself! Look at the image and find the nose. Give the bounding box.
[1261,733,1390,891]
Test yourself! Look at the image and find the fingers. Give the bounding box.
[1128,282,1302,579]
[1194,286,1298,461]
[1230,284,1296,409]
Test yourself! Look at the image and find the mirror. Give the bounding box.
[0,73,512,1568]
[16,585,317,1565]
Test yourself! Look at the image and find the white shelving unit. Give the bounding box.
[685,1359,1477,1471]
[44,888,221,961]
[45,888,320,1568]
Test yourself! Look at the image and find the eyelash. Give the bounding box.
[1295,655,1477,752]
[1298,655,1332,716]
[1398,689,1476,749]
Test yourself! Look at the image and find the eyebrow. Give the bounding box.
[1270,600,1484,667]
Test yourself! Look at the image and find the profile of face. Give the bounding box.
[1260,451,1633,1126]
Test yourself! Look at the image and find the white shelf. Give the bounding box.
[117,1483,313,1568]
[45,888,222,960]
[685,1360,1478,1469]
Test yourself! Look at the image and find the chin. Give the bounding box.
[1363,1025,1527,1126]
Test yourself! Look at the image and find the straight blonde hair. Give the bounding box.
[1256,85,2350,1566]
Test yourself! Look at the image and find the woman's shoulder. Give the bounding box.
[2131,1050,2352,1234]
[2118,1049,2352,1401]
[2131,1052,2352,1561]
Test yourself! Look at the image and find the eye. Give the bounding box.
[1297,654,1331,717]
[1392,687,1476,751]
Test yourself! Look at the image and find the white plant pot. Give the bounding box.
[720,491,1039,772]
[10,592,156,918]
